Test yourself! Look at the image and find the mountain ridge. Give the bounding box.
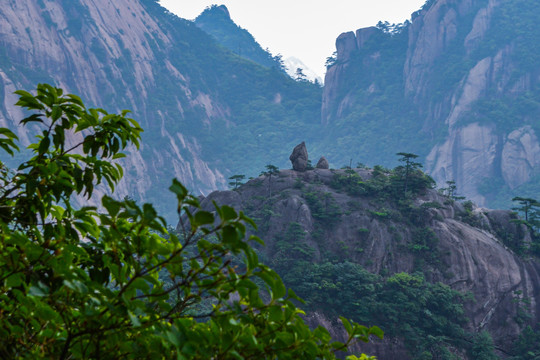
[194,4,285,72]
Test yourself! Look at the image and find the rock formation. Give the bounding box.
[289,142,309,171]
[321,0,540,207]
[316,156,329,169]
[181,167,540,359]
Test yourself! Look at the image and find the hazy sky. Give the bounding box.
[159,0,427,78]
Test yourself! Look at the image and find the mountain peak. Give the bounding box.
[194,4,286,72]
[197,4,230,20]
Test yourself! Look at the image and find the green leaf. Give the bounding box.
[369,326,384,340]
[220,205,237,221]
[340,316,353,336]
[38,135,50,154]
[128,311,141,327]
[194,211,214,226]
[5,273,24,288]
[29,284,49,297]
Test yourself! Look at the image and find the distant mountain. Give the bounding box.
[0,0,321,222]
[320,0,540,209]
[194,5,323,84]
[284,56,323,84]
[194,5,285,71]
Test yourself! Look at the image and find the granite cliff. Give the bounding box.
[321,0,540,209]
[186,164,540,358]
[0,0,321,220]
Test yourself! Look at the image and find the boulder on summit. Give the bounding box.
[289,142,309,171]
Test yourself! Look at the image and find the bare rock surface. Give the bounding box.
[502,126,540,189]
[289,142,309,171]
[335,31,357,62]
[316,156,329,169]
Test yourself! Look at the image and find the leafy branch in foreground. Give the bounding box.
[0,84,381,359]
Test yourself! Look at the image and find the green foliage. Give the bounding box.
[511,325,540,360]
[0,85,380,359]
[440,180,466,201]
[228,174,245,189]
[512,197,540,225]
[261,163,279,176]
[303,187,342,227]
[330,159,435,203]
[260,164,280,196]
[478,0,540,74]
[457,200,483,229]
[280,262,467,359]
[509,197,540,256]
[272,222,314,269]
[408,227,440,265]
[329,162,441,271]
[394,152,433,195]
[330,170,370,197]
[469,331,498,360]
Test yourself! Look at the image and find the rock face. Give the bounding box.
[426,123,499,205]
[289,142,309,171]
[502,126,540,189]
[182,168,540,359]
[0,0,227,219]
[321,27,377,125]
[316,156,329,169]
[321,0,540,207]
[0,0,321,221]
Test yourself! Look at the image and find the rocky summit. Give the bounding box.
[184,165,540,359]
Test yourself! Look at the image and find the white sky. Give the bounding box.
[159,0,427,78]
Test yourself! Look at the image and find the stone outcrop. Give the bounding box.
[427,124,540,204]
[289,142,309,171]
[182,167,540,359]
[316,156,329,169]
[356,27,378,48]
[335,31,357,62]
[502,126,540,189]
[426,123,499,205]
[321,27,378,125]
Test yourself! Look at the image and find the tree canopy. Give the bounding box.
[0,84,381,359]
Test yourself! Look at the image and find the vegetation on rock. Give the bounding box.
[209,157,540,359]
